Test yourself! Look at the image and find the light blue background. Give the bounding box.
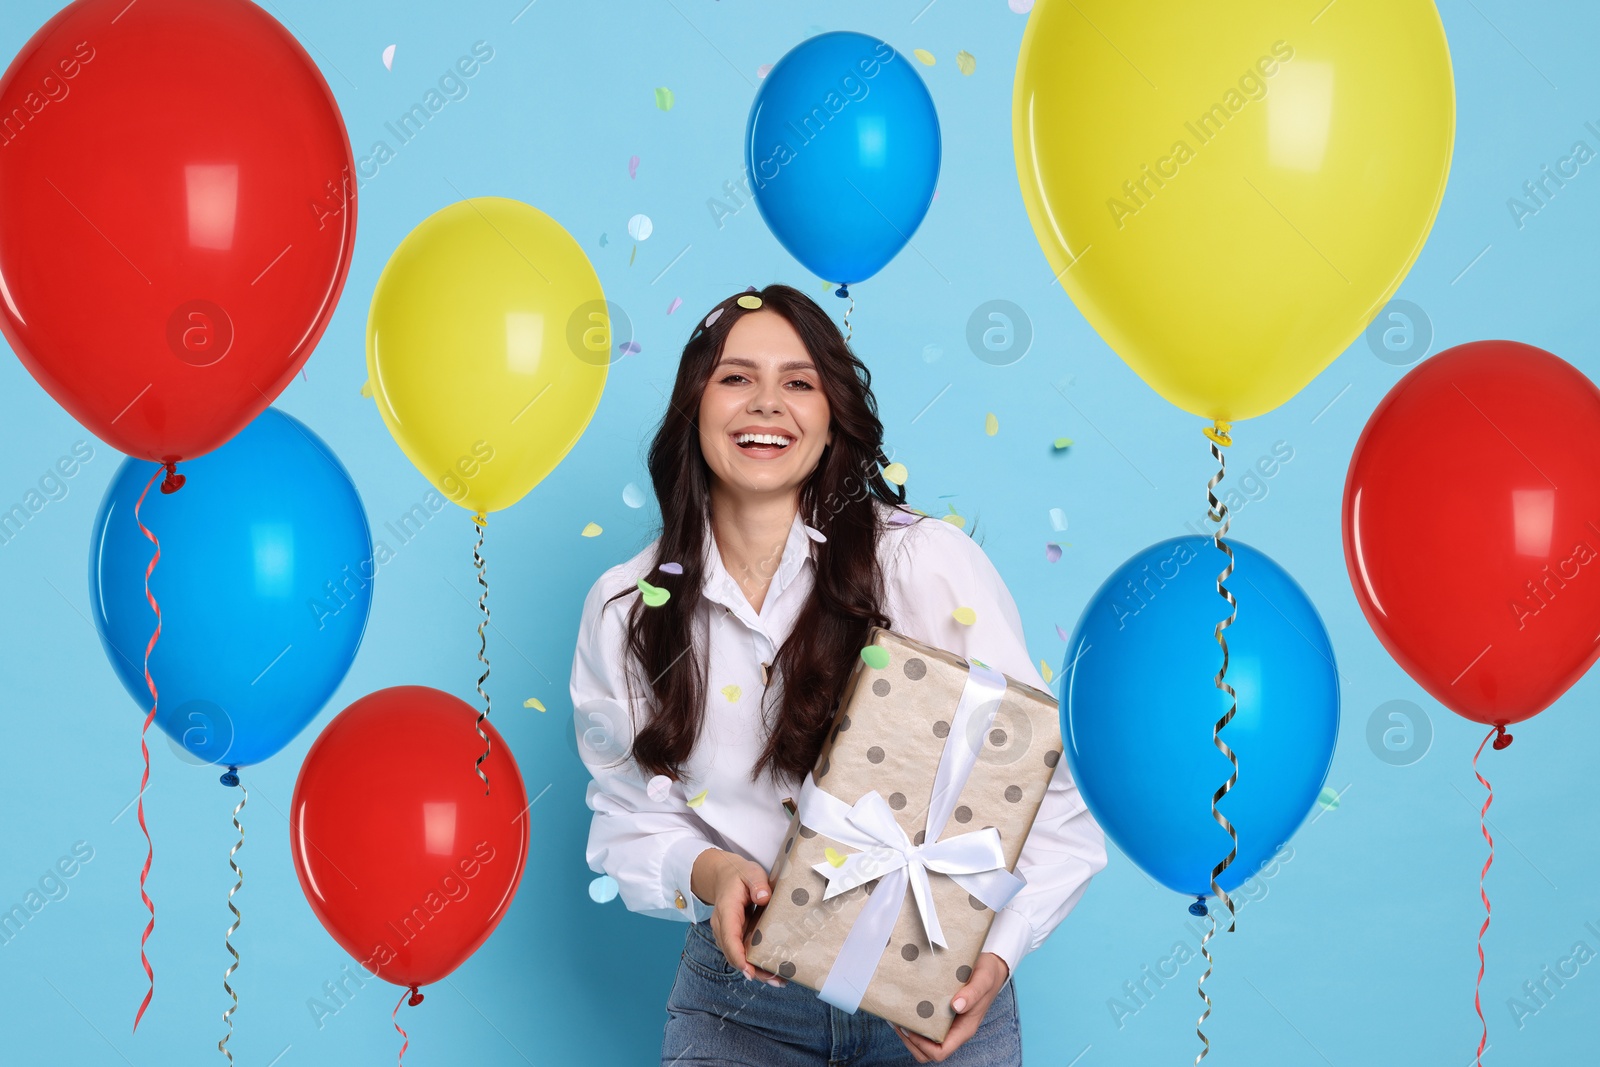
[3,1,1598,1064]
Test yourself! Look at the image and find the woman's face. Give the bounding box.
[698,310,832,503]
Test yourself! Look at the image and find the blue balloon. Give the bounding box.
[745,31,940,287]
[1061,536,1339,900]
[89,408,373,770]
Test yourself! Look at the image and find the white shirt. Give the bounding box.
[571,498,1107,975]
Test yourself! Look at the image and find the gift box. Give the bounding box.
[745,627,1062,1042]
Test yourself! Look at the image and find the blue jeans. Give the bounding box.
[662,918,1023,1066]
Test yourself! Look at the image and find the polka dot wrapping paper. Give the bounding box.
[744,627,1062,1042]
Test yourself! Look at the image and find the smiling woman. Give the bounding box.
[571,284,1106,1065]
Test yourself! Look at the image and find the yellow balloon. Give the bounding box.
[367,198,609,514]
[1014,0,1454,422]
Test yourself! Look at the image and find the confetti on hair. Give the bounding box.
[1045,543,1063,563]
[1049,507,1068,532]
[882,462,908,486]
[952,606,977,626]
[803,524,827,543]
[628,155,640,179]
[589,875,620,903]
[622,482,646,508]
[637,578,670,606]
[658,561,684,575]
[667,297,682,314]
[654,87,674,110]
[705,307,724,328]
[860,645,890,669]
[721,684,742,702]
[913,49,936,65]
[686,788,708,808]
[984,412,998,436]
[647,775,673,802]
[737,294,763,309]
[581,522,603,538]
[523,697,546,712]
[956,50,975,75]
[382,44,396,70]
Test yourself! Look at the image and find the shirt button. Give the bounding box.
[674,890,687,909]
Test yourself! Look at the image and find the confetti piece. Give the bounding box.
[737,294,763,309]
[882,462,908,485]
[647,775,673,802]
[523,697,546,712]
[382,44,396,70]
[686,788,708,808]
[1056,625,1069,641]
[628,154,640,179]
[659,561,684,575]
[745,285,759,292]
[913,48,936,65]
[359,379,373,398]
[1049,507,1068,532]
[654,86,674,111]
[1045,543,1062,563]
[618,340,642,357]
[598,233,608,247]
[757,63,773,79]
[956,50,975,75]
[589,874,620,903]
[952,606,977,626]
[923,344,942,363]
[1040,659,1054,683]
[638,578,670,607]
[627,214,653,241]
[824,846,847,868]
[622,482,646,508]
[667,297,682,314]
[581,522,603,538]
[943,504,967,530]
[1317,787,1341,811]
[860,645,890,669]
[1009,0,1034,11]
[1053,436,1074,450]
[984,412,998,436]
[705,307,724,328]
[803,524,827,543]
[721,684,742,702]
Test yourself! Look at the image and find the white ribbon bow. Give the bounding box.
[793,658,1028,1014]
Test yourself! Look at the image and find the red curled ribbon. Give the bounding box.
[130,465,166,1033]
[393,985,423,1064]
[1471,724,1509,1067]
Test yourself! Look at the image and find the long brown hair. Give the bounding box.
[609,284,908,787]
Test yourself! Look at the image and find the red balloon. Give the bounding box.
[1343,340,1600,727]
[290,687,529,989]
[0,0,356,465]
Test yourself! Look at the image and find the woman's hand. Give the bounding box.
[690,848,788,987]
[892,951,1010,1063]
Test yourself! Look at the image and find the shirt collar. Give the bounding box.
[700,510,818,621]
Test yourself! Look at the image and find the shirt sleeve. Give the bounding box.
[571,567,723,924]
[889,517,1109,977]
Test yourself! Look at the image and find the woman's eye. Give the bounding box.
[719,373,748,384]
[786,380,814,390]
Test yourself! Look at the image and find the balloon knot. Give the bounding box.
[474,511,488,527]
[835,283,850,299]
[1189,896,1209,917]
[1202,420,1232,448]
[220,766,240,788]
[160,460,186,494]
[407,986,425,1007]
[1492,724,1513,750]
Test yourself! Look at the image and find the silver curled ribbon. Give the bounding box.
[219,779,246,1064]
[1196,420,1240,1066]
[472,511,492,795]
[794,657,1027,1014]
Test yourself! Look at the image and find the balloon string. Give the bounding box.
[131,465,165,1034]
[842,291,855,345]
[219,777,245,1065]
[1472,724,1508,1067]
[1197,421,1239,1066]
[473,513,492,796]
[393,984,424,1065]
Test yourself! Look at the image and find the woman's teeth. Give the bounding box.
[735,433,792,448]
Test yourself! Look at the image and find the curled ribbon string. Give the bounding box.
[1472,723,1510,1066]
[130,464,167,1034]
[839,287,856,345]
[1197,422,1240,1067]
[393,985,424,1064]
[472,512,492,795]
[219,776,245,1064]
